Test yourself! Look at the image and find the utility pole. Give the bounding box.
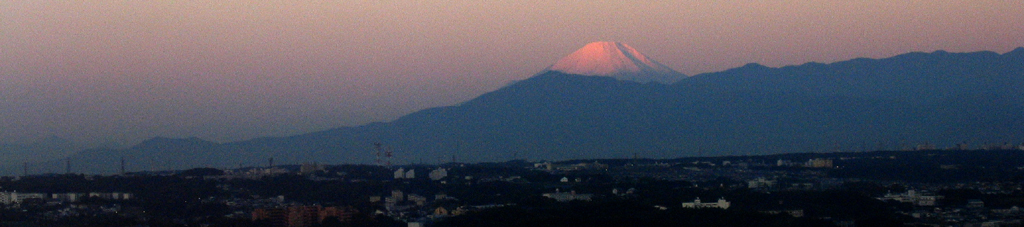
[454,141,460,163]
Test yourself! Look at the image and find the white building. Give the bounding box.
[804,158,833,168]
[429,168,448,181]
[112,192,133,200]
[51,193,85,202]
[0,191,47,204]
[394,168,406,179]
[748,177,776,189]
[681,197,731,209]
[777,159,796,167]
[2,191,132,204]
[83,192,134,200]
[405,169,415,179]
[0,192,11,204]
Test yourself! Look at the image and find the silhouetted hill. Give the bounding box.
[679,50,1024,104]
[31,48,1024,174]
[27,137,221,175]
[0,136,82,175]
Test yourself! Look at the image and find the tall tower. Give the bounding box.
[374,143,383,166]
[373,142,393,168]
[120,157,126,175]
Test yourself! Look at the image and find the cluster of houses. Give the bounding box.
[0,191,133,205]
[251,205,358,227]
[876,189,943,206]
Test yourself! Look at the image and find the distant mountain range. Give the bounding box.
[13,46,1024,175]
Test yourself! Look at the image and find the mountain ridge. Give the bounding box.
[14,47,1024,175]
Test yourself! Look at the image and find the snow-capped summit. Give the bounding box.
[543,41,686,84]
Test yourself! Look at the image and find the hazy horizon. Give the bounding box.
[3,0,1023,147]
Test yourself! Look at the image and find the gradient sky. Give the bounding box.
[2,0,1023,147]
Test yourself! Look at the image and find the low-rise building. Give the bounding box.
[542,191,593,202]
[51,193,85,202]
[876,190,943,206]
[1,191,49,204]
[805,158,833,168]
[394,168,406,179]
[681,197,730,209]
[429,168,448,181]
[748,177,776,189]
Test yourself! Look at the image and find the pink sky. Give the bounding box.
[2,0,1022,146]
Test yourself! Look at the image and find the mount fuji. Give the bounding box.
[542,41,687,84]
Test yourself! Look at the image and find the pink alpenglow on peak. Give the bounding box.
[544,41,687,84]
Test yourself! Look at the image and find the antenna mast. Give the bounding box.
[373,142,393,169]
[385,146,393,168]
[374,143,383,166]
